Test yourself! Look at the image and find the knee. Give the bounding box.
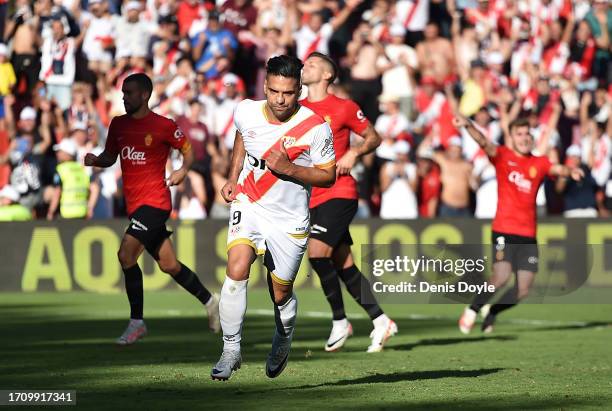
[158,259,181,275]
[227,260,250,281]
[308,241,333,259]
[117,249,137,268]
[272,289,291,306]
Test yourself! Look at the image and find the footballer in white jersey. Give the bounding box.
[211,55,336,381]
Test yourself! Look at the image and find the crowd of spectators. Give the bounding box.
[0,0,610,220]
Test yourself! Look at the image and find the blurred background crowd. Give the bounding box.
[0,0,610,221]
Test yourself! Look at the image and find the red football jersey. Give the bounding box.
[491,146,552,238]
[300,94,369,208]
[105,111,190,216]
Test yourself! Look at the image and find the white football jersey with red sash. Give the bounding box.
[227,99,335,284]
[234,99,335,224]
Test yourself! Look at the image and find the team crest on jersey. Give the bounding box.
[144,134,153,146]
[529,166,537,178]
[282,136,296,147]
[356,110,366,122]
[324,115,332,125]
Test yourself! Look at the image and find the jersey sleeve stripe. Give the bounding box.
[314,159,336,169]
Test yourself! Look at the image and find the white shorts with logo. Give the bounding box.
[227,199,309,285]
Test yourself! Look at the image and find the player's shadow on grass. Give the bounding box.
[389,335,517,351]
[529,321,611,332]
[275,368,506,391]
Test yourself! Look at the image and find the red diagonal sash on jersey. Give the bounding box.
[238,114,325,202]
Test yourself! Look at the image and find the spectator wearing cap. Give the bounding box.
[379,140,418,219]
[0,44,16,120]
[0,184,32,221]
[191,10,238,78]
[115,1,153,72]
[376,24,419,118]
[214,73,244,150]
[81,0,116,75]
[39,16,76,110]
[556,144,598,217]
[416,146,441,218]
[431,135,473,217]
[46,137,93,220]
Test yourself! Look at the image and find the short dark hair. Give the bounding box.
[266,55,303,82]
[308,52,338,84]
[509,117,530,132]
[124,73,153,96]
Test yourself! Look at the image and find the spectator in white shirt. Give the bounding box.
[379,140,418,219]
[115,1,153,72]
[39,16,75,110]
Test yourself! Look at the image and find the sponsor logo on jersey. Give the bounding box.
[121,146,147,163]
[508,170,532,193]
[247,152,266,170]
[356,110,366,121]
[145,134,153,146]
[321,136,333,157]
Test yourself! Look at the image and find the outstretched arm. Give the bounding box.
[453,115,498,158]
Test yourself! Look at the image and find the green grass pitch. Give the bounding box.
[1,289,611,410]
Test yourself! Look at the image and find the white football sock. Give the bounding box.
[332,318,349,329]
[373,313,390,328]
[220,277,248,351]
[275,293,298,338]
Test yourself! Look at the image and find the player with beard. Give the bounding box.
[84,73,220,345]
[210,55,336,380]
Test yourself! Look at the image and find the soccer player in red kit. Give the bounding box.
[84,73,220,345]
[301,53,398,353]
[454,116,583,334]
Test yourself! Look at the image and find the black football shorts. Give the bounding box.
[309,199,358,248]
[491,231,539,273]
[126,205,173,259]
